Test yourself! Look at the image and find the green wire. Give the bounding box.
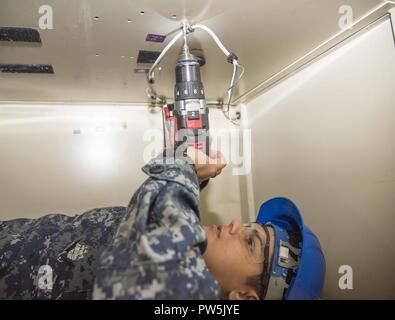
[227,63,245,91]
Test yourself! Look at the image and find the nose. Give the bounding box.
[228,219,242,235]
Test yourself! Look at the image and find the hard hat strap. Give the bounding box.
[258,224,272,299]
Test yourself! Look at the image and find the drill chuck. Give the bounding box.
[175,59,205,101]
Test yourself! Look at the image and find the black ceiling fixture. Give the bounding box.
[0,64,54,74]
[0,27,41,43]
[0,26,54,74]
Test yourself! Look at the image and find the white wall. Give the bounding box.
[0,105,242,226]
[244,18,395,299]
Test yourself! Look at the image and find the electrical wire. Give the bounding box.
[223,60,241,125]
[227,61,237,106]
[190,24,231,57]
[147,22,245,125]
[228,62,245,90]
[190,24,243,125]
[148,30,183,83]
[146,29,183,105]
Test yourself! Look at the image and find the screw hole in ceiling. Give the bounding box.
[95,53,100,57]
[127,19,133,23]
[93,16,100,21]
[139,10,145,16]
[171,14,177,19]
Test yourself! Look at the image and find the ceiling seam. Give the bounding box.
[233,1,395,105]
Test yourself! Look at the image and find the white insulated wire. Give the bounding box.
[190,24,230,58]
[223,60,241,125]
[147,22,245,126]
[149,23,232,83]
[148,30,183,82]
[227,60,237,107]
[191,24,242,125]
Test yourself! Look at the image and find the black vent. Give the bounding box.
[137,50,161,64]
[0,64,54,74]
[0,27,41,43]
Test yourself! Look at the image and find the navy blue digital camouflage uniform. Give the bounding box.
[0,155,220,299]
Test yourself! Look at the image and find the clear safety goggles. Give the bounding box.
[240,223,271,265]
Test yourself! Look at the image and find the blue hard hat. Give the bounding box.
[256,197,326,300]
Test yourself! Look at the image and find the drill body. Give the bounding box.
[174,51,209,155]
[163,43,210,157]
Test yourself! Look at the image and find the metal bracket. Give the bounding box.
[181,20,193,35]
[278,240,301,269]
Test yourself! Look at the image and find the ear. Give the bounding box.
[228,289,259,300]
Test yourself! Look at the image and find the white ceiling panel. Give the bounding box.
[0,0,390,103]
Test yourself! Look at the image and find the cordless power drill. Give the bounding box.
[163,32,210,168]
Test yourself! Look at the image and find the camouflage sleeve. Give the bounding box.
[93,155,220,299]
[0,207,125,299]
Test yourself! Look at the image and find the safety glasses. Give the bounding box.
[240,223,270,264]
[240,222,272,298]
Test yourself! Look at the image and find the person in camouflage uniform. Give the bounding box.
[0,148,271,300]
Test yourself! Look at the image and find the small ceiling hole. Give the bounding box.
[95,53,100,57]
[94,16,100,21]
[139,10,145,15]
[171,14,177,19]
[127,19,133,23]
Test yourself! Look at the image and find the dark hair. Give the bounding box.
[245,274,264,299]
